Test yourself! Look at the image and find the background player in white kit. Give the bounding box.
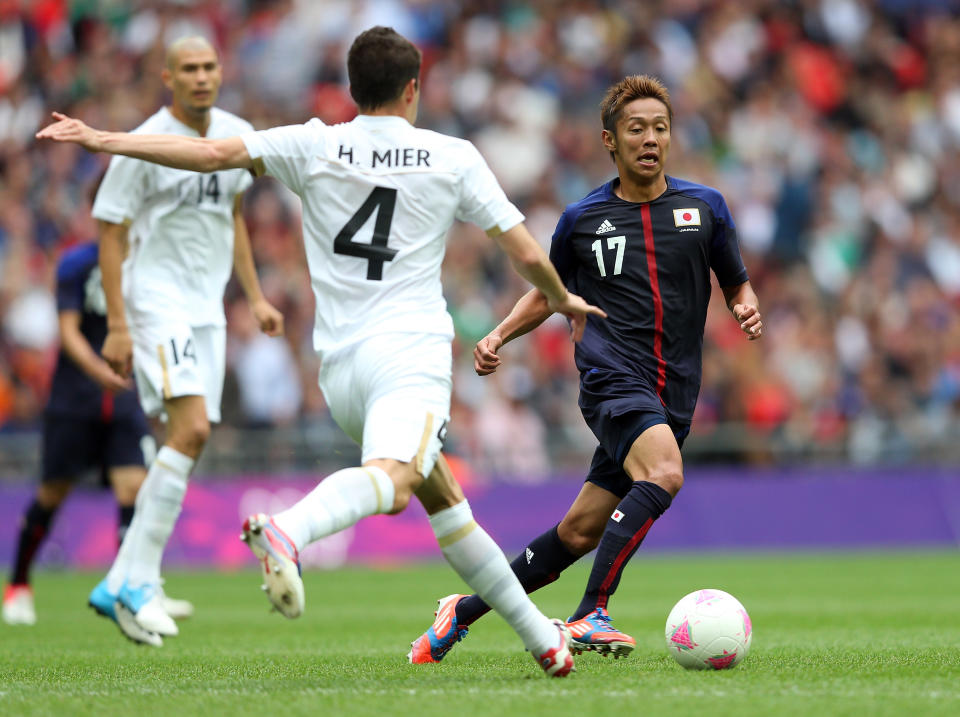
[83,37,283,646]
[37,26,604,676]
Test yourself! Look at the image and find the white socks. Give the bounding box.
[272,466,395,552]
[106,446,193,592]
[429,500,557,655]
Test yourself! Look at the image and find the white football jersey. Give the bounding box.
[240,115,523,358]
[92,107,254,327]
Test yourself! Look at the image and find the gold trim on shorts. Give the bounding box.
[415,411,435,476]
[157,343,172,399]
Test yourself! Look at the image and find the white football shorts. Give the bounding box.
[131,322,226,423]
[318,332,452,478]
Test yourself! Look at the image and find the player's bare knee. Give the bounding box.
[647,466,683,497]
[388,486,413,514]
[36,482,70,508]
[167,419,210,457]
[558,518,603,556]
[564,529,602,557]
[386,469,422,514]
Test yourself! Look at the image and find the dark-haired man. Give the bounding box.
[408,74,762,661]
[37,26,606,677]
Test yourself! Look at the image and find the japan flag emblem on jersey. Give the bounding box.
[673,208,701,227]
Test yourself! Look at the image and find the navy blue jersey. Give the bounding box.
[550,176,748,425]
[45,243,142,420]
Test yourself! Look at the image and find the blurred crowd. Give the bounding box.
[1,0,959,476]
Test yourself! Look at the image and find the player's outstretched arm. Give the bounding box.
[232,194,284,337]
[722,280,763,341]
[35,112,252,172]
[474,289,551,376]
[492,223,606,342]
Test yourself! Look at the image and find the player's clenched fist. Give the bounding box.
[251,298,285,337]
[733,303,763,341]
[474,334,504,376]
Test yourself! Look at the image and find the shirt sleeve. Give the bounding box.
[709,196,749,287]
[55,254,88,313]
[548,208,577,287]
[454,142,524,233]
[91,154,148,225]
[239,121,320,196]
[235,166,254,195]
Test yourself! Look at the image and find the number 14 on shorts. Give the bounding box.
[168,336,197,365]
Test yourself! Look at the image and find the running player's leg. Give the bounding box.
[90,454,167,645]
[569,422,680,622]
[107,465,144,547]
[255,334,572,674]
[4,414,98,625]
[409,455,573,675]
[453,477,620,628]
[106,323,218,636]
[112,393,205,635]
[243,338,417,617]
[566,374,681,626]
[3,481,72,626]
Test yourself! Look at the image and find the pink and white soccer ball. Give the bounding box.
[664,589,752,670]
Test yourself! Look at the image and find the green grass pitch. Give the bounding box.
[2,552,959,717]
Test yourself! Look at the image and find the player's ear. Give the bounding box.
[161,67,173,91]
[601,128,616,153]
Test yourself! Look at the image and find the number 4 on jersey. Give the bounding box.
[334,187,399,280]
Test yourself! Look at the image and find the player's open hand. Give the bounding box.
[102,328,134,379]
[35,112,102,151]
[548,292,607,342]
[474,334,504,376]
[252,298,284,337]
[733,303,763,340]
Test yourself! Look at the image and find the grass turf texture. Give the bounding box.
[1,553,958,717]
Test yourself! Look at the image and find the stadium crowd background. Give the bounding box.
[1,0,959,480]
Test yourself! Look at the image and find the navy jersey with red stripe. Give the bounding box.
[549,176,748,425]
[46,242,142,420]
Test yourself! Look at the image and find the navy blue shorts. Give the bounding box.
[41,413,150,482]
[578,369,690,499]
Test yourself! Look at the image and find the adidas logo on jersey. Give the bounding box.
[525,547,535,564]
[595,219,616,234]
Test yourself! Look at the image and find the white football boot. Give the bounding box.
[158,580,195,620]
[2,584,36,626]
[240,513,304,618]
[118,582,179,636]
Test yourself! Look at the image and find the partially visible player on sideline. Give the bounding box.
[80,36,283,646]
[37,26,605,677]
[1,242,192,636]
[408,74,762,661]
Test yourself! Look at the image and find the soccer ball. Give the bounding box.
[664,589,752,670]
